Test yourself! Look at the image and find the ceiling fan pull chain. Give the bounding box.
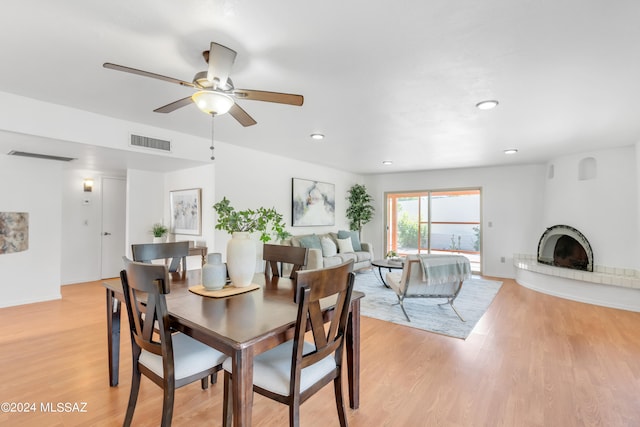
[210,113,215,161]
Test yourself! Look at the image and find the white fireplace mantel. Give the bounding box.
[513,254,640,312]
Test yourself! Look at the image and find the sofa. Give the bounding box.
[282,230,374,271]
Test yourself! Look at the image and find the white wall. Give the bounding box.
[212,142,362,259]
[0,155,62,307]
[543,146,638,269]
[363,164,547,278]
[126,169,165,256]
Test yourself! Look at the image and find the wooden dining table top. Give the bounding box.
[103,269,364,353]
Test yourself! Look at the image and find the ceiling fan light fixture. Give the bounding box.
[192,90,234,115]
[476,100,499,110]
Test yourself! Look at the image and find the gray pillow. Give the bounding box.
[338,230,362,251]
[298,234,322,249]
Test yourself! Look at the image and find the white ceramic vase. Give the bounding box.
[153,236,165,243]
[202,253,227,290]
[226,232,256,287]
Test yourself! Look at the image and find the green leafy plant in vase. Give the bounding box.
[151,223,168,242]
[213,197,290,242]
[213,197,291,286]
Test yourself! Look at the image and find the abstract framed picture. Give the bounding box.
[170,188,202,235]
[292,178,335,226]
[0,212,29,254]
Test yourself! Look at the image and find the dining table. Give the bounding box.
[103,269,363,427]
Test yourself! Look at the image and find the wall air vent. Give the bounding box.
[7,150,76,162]
[130,134,171,152]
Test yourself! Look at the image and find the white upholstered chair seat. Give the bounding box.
[140,332,227,380]
[387,271,460,296]
[222,340,336,396]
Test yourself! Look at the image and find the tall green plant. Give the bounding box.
[346,184,374,238]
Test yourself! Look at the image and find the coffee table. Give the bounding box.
[371,258,404,288]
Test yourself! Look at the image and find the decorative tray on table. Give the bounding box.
[189,283,260,298]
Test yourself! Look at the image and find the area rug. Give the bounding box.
[353,270,503,339]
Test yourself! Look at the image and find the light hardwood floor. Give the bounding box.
[1,276,640,426]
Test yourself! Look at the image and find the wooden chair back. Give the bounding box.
[120,261,172,361]
[263,244,308,279]
[131,241,189,273]
[291,260,354,395]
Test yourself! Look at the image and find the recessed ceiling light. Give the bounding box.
[504,148,518,155]
[382,160,393,165]
[476,100,499,110]
[310,133,324,140]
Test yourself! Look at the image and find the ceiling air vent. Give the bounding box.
[7,150,76,162]
[130,134,171,152]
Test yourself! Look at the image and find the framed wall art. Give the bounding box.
[292,178,335,226]
[170,188,202,235]
[0,212,29,254]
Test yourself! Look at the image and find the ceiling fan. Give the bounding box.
[103,42,303,127]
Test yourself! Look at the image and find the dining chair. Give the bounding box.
[222,260,355,427]
[263,243,309,279]
[120,260,227,427]
[131,241,189,273]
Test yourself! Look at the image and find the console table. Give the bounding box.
[188,245,207,266]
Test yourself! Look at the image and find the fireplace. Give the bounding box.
[537,225,593,272]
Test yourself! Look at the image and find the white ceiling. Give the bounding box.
[1,0,639,174]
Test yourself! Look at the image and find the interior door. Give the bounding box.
[101,177,126,279]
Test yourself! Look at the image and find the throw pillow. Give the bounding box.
[298,234,322,250]
[337,237,355,254]
[320,236,338,257]
[338,230,362,251]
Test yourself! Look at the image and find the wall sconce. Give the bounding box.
[83,178,94,192]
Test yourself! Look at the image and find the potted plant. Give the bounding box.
[213,197,290,286]
[346,184,375,239]
[151,223,168,243]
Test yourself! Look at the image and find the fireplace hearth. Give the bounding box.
[537,225,593,272]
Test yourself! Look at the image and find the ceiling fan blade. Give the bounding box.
[103,63,195,88]
[154,96,194,113]
[229,103,257,127]
[233,89,303,106]
[207,42,237,89]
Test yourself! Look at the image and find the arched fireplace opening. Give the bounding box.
[537,225,593,272]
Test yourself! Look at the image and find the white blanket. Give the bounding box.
[417,254,471,285]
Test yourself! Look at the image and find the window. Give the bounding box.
[385,189,481,273]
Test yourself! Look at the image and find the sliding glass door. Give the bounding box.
[385,189,481,273]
